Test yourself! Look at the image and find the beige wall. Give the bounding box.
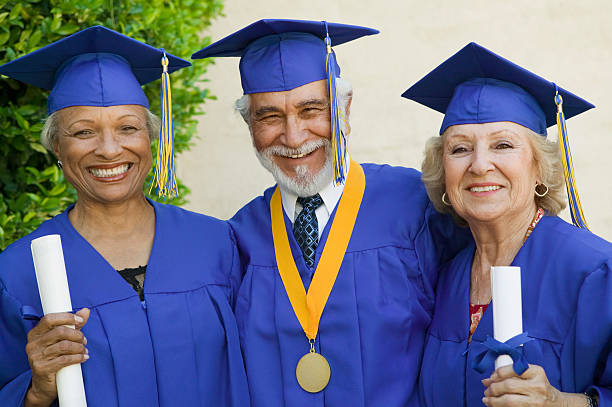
[178,0,612,241]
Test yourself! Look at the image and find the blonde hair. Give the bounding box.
[421,128,566,224]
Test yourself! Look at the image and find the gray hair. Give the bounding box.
[40,108,161,153]
[234,77,354,134]
[421,129,566,225]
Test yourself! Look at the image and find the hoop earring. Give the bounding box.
[57,160,63,169]
[535,183,549,197]
[442,192,452,206]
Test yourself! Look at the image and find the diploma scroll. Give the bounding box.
[490,266,523,370]
[31,234,88,407]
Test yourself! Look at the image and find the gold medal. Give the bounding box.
[296,351,331,393]
[271,160,365,394]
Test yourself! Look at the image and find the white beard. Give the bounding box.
[255,138,333,197]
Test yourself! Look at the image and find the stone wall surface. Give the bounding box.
[178,0,612,241]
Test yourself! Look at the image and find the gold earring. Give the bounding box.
[535,183,548,198]
[442,192,452,206]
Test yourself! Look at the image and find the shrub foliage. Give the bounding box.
[0,0,222,250]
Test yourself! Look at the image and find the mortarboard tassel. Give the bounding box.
[554,87,589,230]
[324,23,347,185]
[150,51,178,198]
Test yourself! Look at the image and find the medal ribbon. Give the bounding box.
[270,159,365,340]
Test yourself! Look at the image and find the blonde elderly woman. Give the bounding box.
[402,43,612,407]
[0,27,249,406]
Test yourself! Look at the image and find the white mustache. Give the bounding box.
[261,139,327,158]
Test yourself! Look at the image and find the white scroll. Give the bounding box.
[31,234,87,407]
[490,266,523,370]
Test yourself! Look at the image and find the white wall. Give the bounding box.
[178,0,612,241]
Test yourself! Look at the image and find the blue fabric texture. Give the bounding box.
[419,216,612,407]
[402,42,594,134]
[229,163,470,407]
[238,32,337,94]
[441,78,547,135]
[191,19,378,94]
[0,200,249,406]
[0,25,190,114]
[293,194,324,267]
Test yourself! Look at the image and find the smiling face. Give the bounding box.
[53,105,152,205]
[442,121,540,226]
[249,79,333,195]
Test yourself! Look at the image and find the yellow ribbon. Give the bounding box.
[270,160,365,340]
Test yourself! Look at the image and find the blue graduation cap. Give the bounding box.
[0,25,191,198]
[192,19,379,185]
[402,42,594,230]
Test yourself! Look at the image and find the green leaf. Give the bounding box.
[48,183,67,196]
[26,192,41,203]
[40,197,60,211]
[51,14,62,31]
[17,105,38,116]
[0,30,9,46]
[8,3,22,20]
[14,111,29,129]
[28,29,42,48]
[41,166,58,177]
[55,24,79,35]
[29,142,47,154]
[1,215,15,227]
[0,12,9,24]
[25,166,40,176]
[22,212,36,223]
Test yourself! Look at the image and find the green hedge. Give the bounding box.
[0,0,223,251]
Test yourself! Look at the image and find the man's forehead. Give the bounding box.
[250,79,328,109]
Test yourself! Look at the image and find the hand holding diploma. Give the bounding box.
[481,267,591,407]
[24,309,89,407]
[27,235,88,407]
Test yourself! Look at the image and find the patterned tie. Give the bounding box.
[293,194,324,267]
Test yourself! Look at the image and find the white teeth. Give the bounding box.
[89,164,129,178]
[470,185,501,192]
[289,153,306,159]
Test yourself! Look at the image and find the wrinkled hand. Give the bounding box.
[482,364,588,407]
[24,308,90,407]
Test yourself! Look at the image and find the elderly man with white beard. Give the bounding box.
[192,19,467,407]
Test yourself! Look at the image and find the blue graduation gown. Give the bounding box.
[229,163,466,407]
[0,200,250,407]
[420,215,612,406]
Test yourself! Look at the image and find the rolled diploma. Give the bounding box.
[31,235,87,407]
[490,266,523,370]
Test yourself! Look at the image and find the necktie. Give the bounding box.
[293,194,324,267]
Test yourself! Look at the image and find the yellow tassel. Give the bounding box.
[555,91,588,230]
[150,52,178,198]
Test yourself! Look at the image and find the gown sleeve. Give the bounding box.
[0,282,34,407]
[575,259,612,406]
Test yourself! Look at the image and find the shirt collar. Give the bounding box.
[280,154,350,222]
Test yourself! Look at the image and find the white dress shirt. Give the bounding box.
[280,157,350,239]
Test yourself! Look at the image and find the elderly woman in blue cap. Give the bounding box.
[402,43,612,407]
[0,27,249,406]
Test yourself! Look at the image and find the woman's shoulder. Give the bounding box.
[149,200,235,259]
[150,199,228,232]
[540,216,612,258]
[531,216,612,279]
